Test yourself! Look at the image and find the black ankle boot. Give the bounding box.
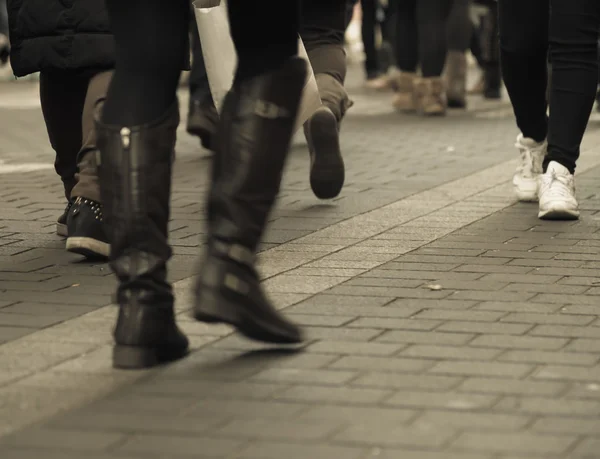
[96,103,189,369]
[483,63,502,99]
[186,96,219,151]
[193,58,307,344]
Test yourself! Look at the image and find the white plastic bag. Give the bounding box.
[193,0,322,132]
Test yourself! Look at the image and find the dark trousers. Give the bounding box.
[301,0,348,83]
[188,1,346,98]
[393,0,454,77]
[447,0,471,52]
[40,69,111,202]
[480,3,499,68]
[499,0,600,173]
[360,0,380,77]
[188,15,211,104]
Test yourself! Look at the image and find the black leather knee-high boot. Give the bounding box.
[96,103,189,369]
[194,57,307,344]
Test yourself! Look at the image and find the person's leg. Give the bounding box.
[392,0,419,111]
[0,0,8,64]
[301,0,350,199]
[499,0,549,142]
[394,0,418,74]
[499,0,549,202]
[467,5,487,94]
[66,70,112,259]
[470,19,484,68]
[538,0,600,220]
[96,0,190,369]
[418,0,453,77]
[546,0,600,173]
[187,13,218,150]
[191,0,304,338]
[480,1,501,99]
[446,0,471,108]
[39,70,88,236]
[360,0,381,79]
[413,0,454,115]
[193,0,304,344]
[0,0,7,36]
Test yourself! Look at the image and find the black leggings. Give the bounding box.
[102,0,300,126]
[499,0,600,173]
[393,0,454,77]
[360,0,380,76]
[447,0,472,52]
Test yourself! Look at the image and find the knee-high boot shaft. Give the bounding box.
[96,102,188,368]
[194,57,307,344]
[208,58,308,251]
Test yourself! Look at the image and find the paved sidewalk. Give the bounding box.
[0,68,600,458]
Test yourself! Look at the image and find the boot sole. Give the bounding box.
[194,290,303,345]
[309,109,345,200]
[66,237,110,259]
[56,222,68,237]
[113,344,189,370]
[448,99,466,109]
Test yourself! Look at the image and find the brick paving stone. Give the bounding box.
[2,66,600,459]
[450,432,578,455]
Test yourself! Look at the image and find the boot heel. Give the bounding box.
[113,344,188,370]
[113,345,161,369]
[307,107,344,200]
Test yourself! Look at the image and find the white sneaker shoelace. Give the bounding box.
[538,161,579,220]
[539,171,575,201]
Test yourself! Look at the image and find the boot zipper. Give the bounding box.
[120,127,136,315]
[120,127,131,225]
[120,127,131,149]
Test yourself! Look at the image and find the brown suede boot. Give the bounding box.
[414,77,447,116]
[391,72,417,112]
[304,73,352,200]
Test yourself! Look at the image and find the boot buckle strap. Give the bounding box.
[213,241,255,265]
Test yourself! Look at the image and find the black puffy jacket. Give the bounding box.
[7,0,114,77]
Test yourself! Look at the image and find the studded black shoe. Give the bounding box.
[65,197,110,259]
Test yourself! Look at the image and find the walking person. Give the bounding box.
[501,0,600,219]
[391,0,455,116]
[7,0,112,258]
[96,0,312,369]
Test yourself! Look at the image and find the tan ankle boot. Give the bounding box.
[414,77,447,116]
[391,72,416,112]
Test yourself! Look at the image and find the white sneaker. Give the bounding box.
[538,161,580,220]
[513,134,547,202]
